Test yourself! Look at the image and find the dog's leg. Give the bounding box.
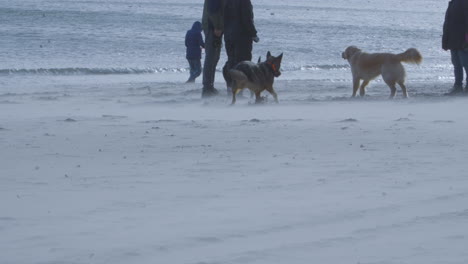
[398,81,408,98]
[266,87,279,103]
[359,80,369,97]
[231,88,239,105]
[352,78,360,97]
[385,81,397,99]
[255,91,262,103]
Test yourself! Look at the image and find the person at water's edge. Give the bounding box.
[201,0,226,98]
[442,0,468,95]
[185,21,205,83]
[222,0,259,94]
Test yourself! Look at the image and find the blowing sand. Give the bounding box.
[1,85,468,263]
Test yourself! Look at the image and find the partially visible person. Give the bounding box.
[185,21,205,83]
[222,0,259,94]
[201,0,226,98]
[442,0,468,95]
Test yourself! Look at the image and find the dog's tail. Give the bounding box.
[229,69,248,82]
[397,48,422,64]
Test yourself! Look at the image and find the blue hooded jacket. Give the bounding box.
[185,21,205,60]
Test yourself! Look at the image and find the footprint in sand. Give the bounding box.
[339,118,358,123]
[433,120,455,124]
[395,117,411,122]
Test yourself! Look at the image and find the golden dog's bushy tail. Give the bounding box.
[397,48,423,64]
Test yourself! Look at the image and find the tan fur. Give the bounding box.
[342,46,422,98]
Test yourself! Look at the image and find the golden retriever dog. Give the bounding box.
[342,46,422,98]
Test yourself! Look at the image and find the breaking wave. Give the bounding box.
[0,67,188,76]
[293,64,350,71]
[0,64,354,76]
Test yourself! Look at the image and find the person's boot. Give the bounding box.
[202,87,219,98]
[445,85,463,96]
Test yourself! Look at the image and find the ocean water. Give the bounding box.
[0,0,455,102]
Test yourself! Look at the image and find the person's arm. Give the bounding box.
[463,0,468,44]
[185,32,189,48]
[239,0,257,39]
[442,2,451,50]
[199,32,205,49]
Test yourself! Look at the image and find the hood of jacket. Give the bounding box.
[191,21,202,32]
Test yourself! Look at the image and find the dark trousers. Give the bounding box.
[202,30,222,90]
[450,49,468,87]
[223,35,253,89]
[187,59,202,82]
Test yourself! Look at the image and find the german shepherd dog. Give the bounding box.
[342,46,422,98]
[229,52,283,105]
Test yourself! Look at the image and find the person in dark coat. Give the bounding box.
[185,21,205,83]
[222,0,259,94]
[442,0,468,95]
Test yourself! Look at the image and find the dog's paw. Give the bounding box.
[256,96,268,104]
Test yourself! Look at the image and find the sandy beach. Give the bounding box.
[1,80,468,263]
[2,0,468,263]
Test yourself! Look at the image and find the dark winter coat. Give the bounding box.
[202,0,226,31]
[224,0,257,40]
[442,0,468,50]
[185,22,205,60]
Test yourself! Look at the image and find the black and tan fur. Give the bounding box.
[229,52,283,104]
[342,46,422,98]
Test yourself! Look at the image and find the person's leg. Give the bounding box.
[187,59,196,82]
[223,35,236,92]
[202,31,214,89]
[236,37,253,63]
[193,59,202,80]
[202,30,221,96]
[231,37,253,97]
[210,34,222,88]
[447,50,464,95]
[459,49,468,92]
[223,35,252,97]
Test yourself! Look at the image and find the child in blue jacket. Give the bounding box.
[185,21,205,83]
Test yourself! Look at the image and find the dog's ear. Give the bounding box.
[277,53,283,63]
[267,51,272,59]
